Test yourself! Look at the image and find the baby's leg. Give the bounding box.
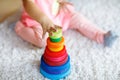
[69,12,118,46]
[69,12,107,44]
[15,21,48,48]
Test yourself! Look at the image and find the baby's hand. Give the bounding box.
[48,25,62,36]
[58,0,73,14]
[40,15,55,37]
[22,0,52,37]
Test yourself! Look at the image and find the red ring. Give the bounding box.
[43,52,68,62]
[43,55,68,66]
[44,46,66,58]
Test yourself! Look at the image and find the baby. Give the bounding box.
[15,0,117,48]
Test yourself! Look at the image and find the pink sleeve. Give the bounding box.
[20,10,40,27]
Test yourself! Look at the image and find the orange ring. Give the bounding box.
[48,46,63,52]
[47,37,64,48]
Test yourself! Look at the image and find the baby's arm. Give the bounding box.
[22,0,55,35]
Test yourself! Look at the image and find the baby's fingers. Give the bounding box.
[49,27,57,32]
[55,25,62,29]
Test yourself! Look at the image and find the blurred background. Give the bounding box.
[0,0,120,80]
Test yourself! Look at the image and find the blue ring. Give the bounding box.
[40,66,71,80]
[40,64,70,74]
[40,55,70,71]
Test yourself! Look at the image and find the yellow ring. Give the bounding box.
[48,46,64,52]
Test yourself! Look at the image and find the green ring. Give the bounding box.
[49,29,62,39]
[50,37,62,42]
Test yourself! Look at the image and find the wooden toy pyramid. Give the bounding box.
[40,28,71,80]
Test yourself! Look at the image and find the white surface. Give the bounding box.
[0,0,120,80]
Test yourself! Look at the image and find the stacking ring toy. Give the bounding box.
[44,46,66,58]
[40,56,70,73]
[40,66,70,80]
[40,27,71,79]
[49,28,62,39]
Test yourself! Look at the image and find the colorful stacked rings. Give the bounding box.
[40,28,71,80]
